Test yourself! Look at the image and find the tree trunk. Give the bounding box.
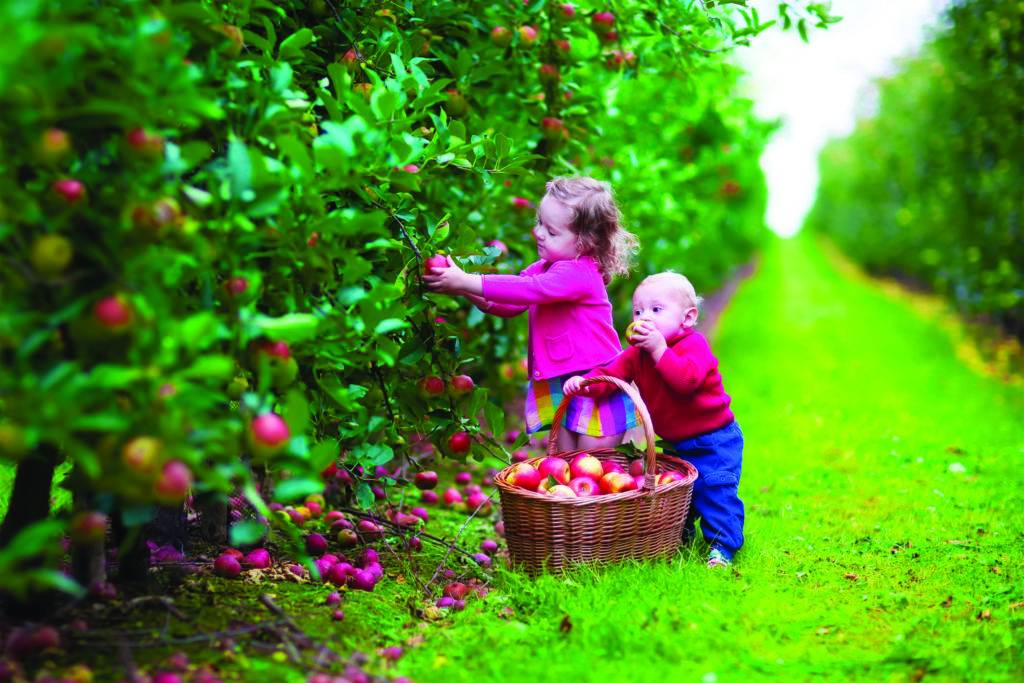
[0,444,58,549]
[197,495,228,545]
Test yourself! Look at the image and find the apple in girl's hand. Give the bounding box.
[569,454,604,481]
[423,254,448,274]
[599,471,637,494]
[568,477,599,497]
[657,470,686,485]
[547,484,576,498]
[536,457,570,485]
[506,462,542,491]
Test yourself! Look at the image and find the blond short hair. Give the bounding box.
[637,272,703,310]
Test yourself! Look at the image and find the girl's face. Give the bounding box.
[532,194,578,262]
[632,282,698,344]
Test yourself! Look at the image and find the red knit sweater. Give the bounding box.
[583,328,734,441]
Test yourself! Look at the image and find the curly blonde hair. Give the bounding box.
[545,176,639,283]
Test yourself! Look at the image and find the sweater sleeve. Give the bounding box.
[653,335,714,395]
[484,301,529,318]
[480,259,595,305]
[581,348,638,398]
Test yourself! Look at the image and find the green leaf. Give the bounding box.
[230,520,268,546]
[34,569,86,597]
[273,477,323,503]
[351,442,393,467]
[373,318,409,335]
[355,481,374,509]
[178,312,228,351]
[283,390,309,438]
[227,139,253,200]
[308,439,339,472]
[88,365,145,389]
[484,400,505,441]
[278,28,315,60]
[253,313,320,342]
[179,355,235,381]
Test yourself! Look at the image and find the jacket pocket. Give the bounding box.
[544,332,574,362]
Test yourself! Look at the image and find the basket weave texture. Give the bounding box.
[495,375,698,575]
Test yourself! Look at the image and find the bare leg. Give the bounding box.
[578,432,625,451]
[555,427,578,454]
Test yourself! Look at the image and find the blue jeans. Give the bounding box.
[672,421,745,560]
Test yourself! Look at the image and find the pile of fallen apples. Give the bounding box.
[504,454,686,497]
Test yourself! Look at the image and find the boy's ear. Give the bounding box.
[683,306,699,327]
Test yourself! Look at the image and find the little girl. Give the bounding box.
[424,176,639,453]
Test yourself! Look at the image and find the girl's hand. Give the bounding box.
[562,375,590,396]
[424,255,469,294]
[630,320,668,359]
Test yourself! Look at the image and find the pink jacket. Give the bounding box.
[480,256,623,380]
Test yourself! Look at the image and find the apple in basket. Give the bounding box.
[569,454,604,481]
[629,459,644,478]
[568,477,600,497]
[657,470,686,485]
[535,456,570,485]
[599,471,637,494]
[506,462,543,491]
[601,459,626,476]
[547,484,577,498]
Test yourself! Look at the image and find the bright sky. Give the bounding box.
[737,0,950,236]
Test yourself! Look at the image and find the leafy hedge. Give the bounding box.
[806,0,1023,336]
[0,0,831,593]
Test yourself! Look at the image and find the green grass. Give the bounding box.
[396,234,1024,683]
[4,234,1022,682]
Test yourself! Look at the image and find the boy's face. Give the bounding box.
[632,282,698,344]
[532,194,578,262]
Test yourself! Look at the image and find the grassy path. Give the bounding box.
[405,235,1024,682]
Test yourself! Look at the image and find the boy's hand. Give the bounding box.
[424,256,469,294]
[630,321,668,359]
[562,375,590,396]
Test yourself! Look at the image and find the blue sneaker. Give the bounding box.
[707,548,731,568]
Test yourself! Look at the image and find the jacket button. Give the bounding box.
[533,371,541,379]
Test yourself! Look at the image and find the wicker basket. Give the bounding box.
[494,375,698,576]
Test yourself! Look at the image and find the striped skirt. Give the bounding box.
[525,371,638,438]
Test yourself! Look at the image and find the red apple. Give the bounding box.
[506,462,542,491]
[454,471,473,485]
[125,127,165,159]
[602,459,626,475]
[657,470,686,485]
[490,26,512,47]
[558,3,576,19]
[540,117,569,143]
[214,554,241,578]
[536,456,570,485]
[511,196,533,211]
[68,511,107,546]
[449,374,475,395]
[418,375,445,397]
[629,459,645,477]
[356,519,384,539]
[554,39,571,53]
[423,254,448,275]
[599,471,637,494]
[336,529,358,547]
[93,295,133,329]
[599,30,619,43]
[243,548,271,569]
[442,487,463,506]
[414,471,438,490]
[538,63,560,86]
[444,89,470,117]
[569,454,604,481]
[511,449,530,463]
[518,25,539,45]
[547,484,576,498]
[250,413,290,457]
[339,48,361,72]
[51,178,86,205]
[592,11,615,28]
[223,276,249,298]
[447,431,472,454]
[38,128,71,162]
[568,477,600,497]
[154,460,192,505]
[466,491,492,513]
[305,533,328,555]
[122,436,160,475]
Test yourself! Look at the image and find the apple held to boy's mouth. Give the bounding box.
[625,321,640,344]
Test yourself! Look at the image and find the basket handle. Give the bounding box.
[550,375,658,490]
